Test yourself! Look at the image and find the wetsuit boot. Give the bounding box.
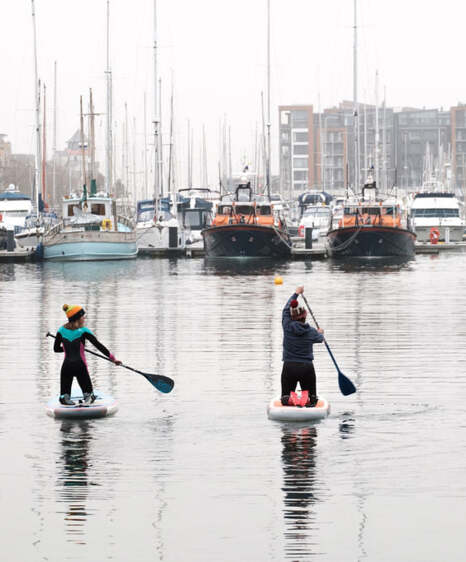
[82,392,96,405]
[59,394,75,406]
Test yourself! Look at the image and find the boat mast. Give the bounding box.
[52,61,57,208]
[187,120,192,189]
[318,93,325,190]
[144,92,148,198]
[153,0,160,202]
[42,83,47,204]
[375,70,379,189]
[382,85,387,191]
[158,78,164,197]
[266,0,271,198]
[89,88,97,193]
[353,0,360,192]
[167,80,174,200]
[79,96,87,190]
[105,0,113,194]
[31,0,42,212]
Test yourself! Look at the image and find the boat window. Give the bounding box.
[183,210,202,228]
[412,208,459,218]
[218,205,231,215]
[361,207,381,215]
[138,210,154,222]
[91,203,106,216]
[67,204,80,217]
[235,205,254,215]
[257,206,271,215]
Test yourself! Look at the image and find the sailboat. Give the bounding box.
[42,90,137,261]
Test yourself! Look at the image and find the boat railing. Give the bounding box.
[45,221,64,239]
[117,214,135,230]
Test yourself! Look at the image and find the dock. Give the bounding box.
[0,248,36,262]
[1,240,465,263]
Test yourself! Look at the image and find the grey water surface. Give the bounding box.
[1,253,465,561]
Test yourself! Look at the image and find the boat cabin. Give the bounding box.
[62,192,115,224]
[339,202,402,228]
[212,183,276,227]
[0,186,33,228]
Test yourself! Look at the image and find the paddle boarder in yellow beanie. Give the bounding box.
[54,304,121,405]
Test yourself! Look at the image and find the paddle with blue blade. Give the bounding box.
[301,296,356,396]
[46,332,174,393]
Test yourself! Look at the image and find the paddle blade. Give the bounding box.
[338,371,356,396]
[143,373,174,394]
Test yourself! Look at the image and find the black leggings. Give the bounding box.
[60,360,93,395]
[281,361,316,396]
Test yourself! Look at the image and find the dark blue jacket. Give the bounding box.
[282,293,324,363]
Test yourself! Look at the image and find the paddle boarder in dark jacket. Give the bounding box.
[54,304,121,406]
[281,286,324,407]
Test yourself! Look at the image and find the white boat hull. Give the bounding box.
[413,224,464,243]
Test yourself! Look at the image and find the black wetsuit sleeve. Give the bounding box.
[54,331,64,353]
[85,332,112,358]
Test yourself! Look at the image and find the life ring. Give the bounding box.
[430,227,440,244]
[101,219,112,230]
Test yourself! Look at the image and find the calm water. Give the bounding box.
[1,252,466,561]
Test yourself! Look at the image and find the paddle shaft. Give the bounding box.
[46,332,174,393]
[300,294,356,395]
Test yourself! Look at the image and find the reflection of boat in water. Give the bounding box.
[203,256,289,276]
[202,181,292,258]
[327,175,416,259]
[281,426,318,559]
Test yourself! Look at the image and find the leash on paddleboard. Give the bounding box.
[46,332,174,394]
[300,295,356,396]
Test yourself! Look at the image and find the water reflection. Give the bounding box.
[281,425,319,560]
[330,255,414,272]
[339,415,356,439]
[0,263,16,281]
[43,260,138,283]
[203,257,290,276]
[57,420,93,544]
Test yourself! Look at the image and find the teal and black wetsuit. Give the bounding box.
[54,326,115,395]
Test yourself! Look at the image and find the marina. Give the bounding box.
[2,0,466,560]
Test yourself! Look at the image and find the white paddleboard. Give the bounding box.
[46,392,118,419]
[267,395,330,422]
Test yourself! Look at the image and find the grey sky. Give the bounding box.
[1,0,466,192]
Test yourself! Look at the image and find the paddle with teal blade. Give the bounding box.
[46,332,174,394]
[301,296,356,396]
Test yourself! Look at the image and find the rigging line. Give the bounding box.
[329,224,363,252]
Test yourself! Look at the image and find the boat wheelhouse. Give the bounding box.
[202,182,291,258]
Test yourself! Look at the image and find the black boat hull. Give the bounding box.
[202,224,292,258]
[327,226,416,258]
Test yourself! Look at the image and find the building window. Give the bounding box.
[293,144,308,155]
[292,110,308,128]
[293,132,308,142]
[294,170,308,181]
[293,157,308,168]
[281,111,290,125]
